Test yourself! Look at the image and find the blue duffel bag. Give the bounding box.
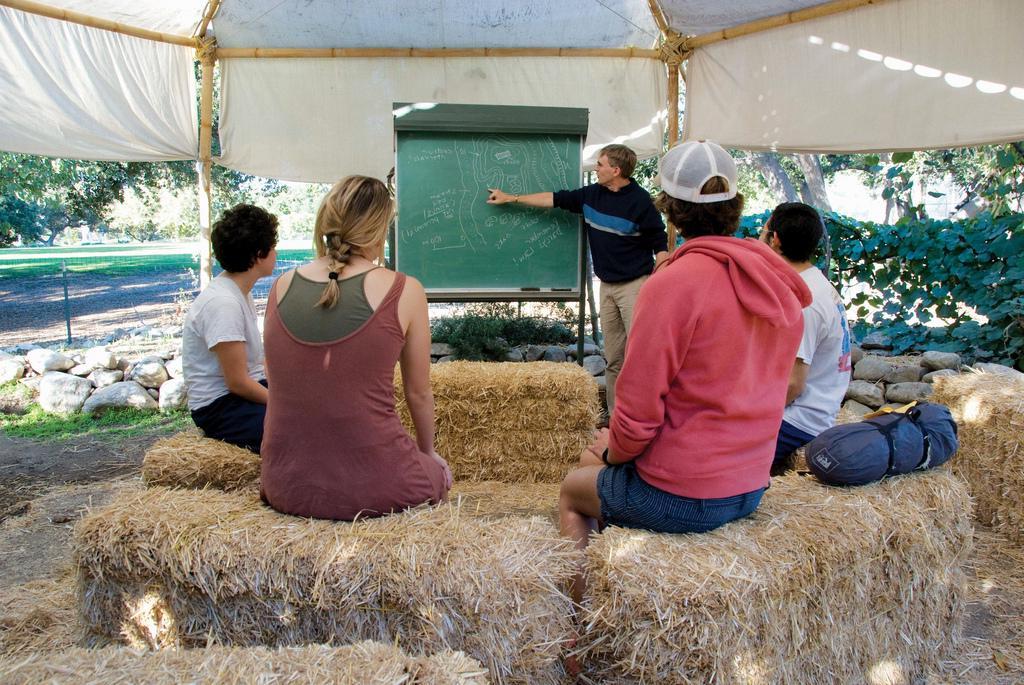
[805,401,958,486]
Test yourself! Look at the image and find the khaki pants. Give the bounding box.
[600,275,648,415]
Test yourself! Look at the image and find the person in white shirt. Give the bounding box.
[182,204,278,452]
[761,202,852,474]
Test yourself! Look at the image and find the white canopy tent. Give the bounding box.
[1,0,1021,280]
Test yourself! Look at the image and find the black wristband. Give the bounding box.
[601,447,612,465]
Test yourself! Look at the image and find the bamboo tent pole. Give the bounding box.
[0,0,196,47]
[649,0,683,249]
[683,0,886,50]
[194,3,220,290]
[215,46,661,59]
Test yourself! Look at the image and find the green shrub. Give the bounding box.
[431,313,575,361]
[733,210,1024,367]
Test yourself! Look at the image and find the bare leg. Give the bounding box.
[559,464,604,605]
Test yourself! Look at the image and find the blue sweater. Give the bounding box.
[553,180,667,283]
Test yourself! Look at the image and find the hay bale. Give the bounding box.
[141,362,597,491]
[448,481,559,522]
[930,372,1024,543]
[142,432,260,492]
[396,362,599,483]
[0,574,77,658]
[578,470,973,684]
[0,642,488,684]
[74,487,576,684]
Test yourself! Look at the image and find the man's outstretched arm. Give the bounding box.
[486,188,554,208]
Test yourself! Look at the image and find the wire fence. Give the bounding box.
[0,241,591,349]
[0,242,315,348]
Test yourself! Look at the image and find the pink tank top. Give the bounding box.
[260,271,446,520]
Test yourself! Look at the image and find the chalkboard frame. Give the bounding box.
[393,103,589,302]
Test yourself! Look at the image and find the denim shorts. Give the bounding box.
[597,462,765,534]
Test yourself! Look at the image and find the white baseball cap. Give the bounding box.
[658,140,738,203]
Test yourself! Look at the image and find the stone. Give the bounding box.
[971,363,1024,380]
[595,375,607,390]
[845,380,884,408]
[542,346,567,363]
[922,369,958,383]
[883,364,923,384]
[164,357,184,379]
[430,342,454,357]
[68,363,95,377]
[0,358,26,384]
[582,355,607,376]
[116,357,131,372]
[853,356,894,382]
[504,349,524,362]
[525,345,546,362]
[859,332,892,350]
[0,350,15,360]
[82,381,158,415]
[26,349,75,374]
[21,376,42,392]
[841,399,873,418]
[38,372,94,415]
[885,382,933,404]
[147,388,160,400]
[84,347,118,370]
[436,356,455,364]
[130,360,170,389]
[920,351,961,371]
[88,369,124,388]
[158,377,188,411]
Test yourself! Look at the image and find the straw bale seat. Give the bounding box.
[931,371,1024,543]
[73,486,574,684]
[144,361,598,491]
[142,432,260,492]
[577,470,973,684]
[396,361,599,483]
[0,642,487,684]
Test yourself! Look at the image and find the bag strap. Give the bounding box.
[867,405,931,474]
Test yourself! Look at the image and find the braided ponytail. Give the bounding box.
[312,176,392,310]
[315,234,352,308]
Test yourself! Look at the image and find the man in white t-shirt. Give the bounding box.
[182,204,278,452]
[761,202,852,474]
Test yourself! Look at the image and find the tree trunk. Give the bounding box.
[795,154,833,212]
[751,153,798,203]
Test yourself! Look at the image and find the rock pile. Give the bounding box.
[842,347,1022,416]
[1,345,186,416]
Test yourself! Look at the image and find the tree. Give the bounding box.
[0,151,283,245]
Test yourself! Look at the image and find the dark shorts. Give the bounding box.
[772,420,816,474]
[597,462,765,534]
[191,379,268,454]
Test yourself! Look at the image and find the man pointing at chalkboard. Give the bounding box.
[487,144,668,415]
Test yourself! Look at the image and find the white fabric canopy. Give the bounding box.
[217,56,667,182]
[1,0,1022,170]
[0,6,198,160]
[212,0,660,49]
[682,0,1024,151]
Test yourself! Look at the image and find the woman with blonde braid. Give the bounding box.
[261,176,451,520]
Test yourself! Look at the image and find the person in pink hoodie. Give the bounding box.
[558,140,811,604]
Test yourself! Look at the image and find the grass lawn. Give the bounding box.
[0,382,191,442]
[0,242,315,278]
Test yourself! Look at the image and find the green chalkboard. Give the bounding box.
[393,104,588,299]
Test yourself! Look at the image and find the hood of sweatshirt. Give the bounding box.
[667,236,812,327]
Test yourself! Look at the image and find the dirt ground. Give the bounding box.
[0,271,196,348]
[0,430,1021,682]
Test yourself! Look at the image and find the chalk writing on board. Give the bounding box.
[396,130,580,291]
